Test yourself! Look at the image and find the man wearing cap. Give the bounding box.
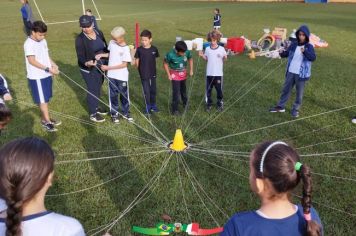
[75,15,108,122]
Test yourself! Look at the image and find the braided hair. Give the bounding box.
[0,137,55,236]
[251,141,322,236]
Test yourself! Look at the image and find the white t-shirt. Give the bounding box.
[204,45,227,76]
[0,211,85,236]
[24,37,52,80]
[0,199,6,212]
[288,45,304,75]
[107,40,132,81]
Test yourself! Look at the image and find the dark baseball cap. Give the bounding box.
[79,15,93,28]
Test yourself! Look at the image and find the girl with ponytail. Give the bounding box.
[0,137,85,236]
[221,141,323,236]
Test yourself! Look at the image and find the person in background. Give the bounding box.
[199,30,227,112]
[75,15,108,122]
[96,26,134,123]
[164,41,193,116]
[24,21,61,132]
[221,141,323,236]
[134,29,160,114]
[20,0,35,36]
[0,137,85,236]
[269,25,316,118]
[213,8,221,30]
[86,9,100,30]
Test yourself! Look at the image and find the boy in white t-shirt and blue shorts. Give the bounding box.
[24,21,61,132]
[96,26,133,124]
[199,30,227,112]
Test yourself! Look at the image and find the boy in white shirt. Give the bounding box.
[24,21,61,132]
[96,26,133,124]
[199,30,227,112]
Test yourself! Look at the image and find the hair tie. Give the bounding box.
[259,141,288,173]
[304,213,311,221]
[295,162,303,172]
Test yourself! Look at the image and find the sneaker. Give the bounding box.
[96,108,108,115]
[111,116,120,124]
[352,117,356,124]
[269,106,285,113]
[150,105,160,113]
[143,108,151,115]
[291,110,299,118]
[217,105,224,112]
[206,105,212,112]
[50,119,62,126]
[90,113,105,123]
[123,114,134,122]
[41,121,58,132]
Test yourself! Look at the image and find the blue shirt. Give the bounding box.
[221,205,323,236]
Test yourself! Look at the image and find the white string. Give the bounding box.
[180,153,229,219]
[187,152,248,179]
[13,99,162,146]
[189,147,250,157]
[296,135,356,150]
[187,60,284,142]
[176,156,192,222]
[96,66,168,142]
[90,153,172,235]
[57,146,159,156]
[47,152,162,197]
[184,58,275,135]
[55,150,167,165]
[179,154,220,227]
[311,172,356,183]
[199,104,356,145]
[189,149,249,163]
[59,70,164,143]
[300,149,356,157]
[292,194,356,217]
[179,55,201,129]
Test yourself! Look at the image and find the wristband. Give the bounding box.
[44,67,50,73]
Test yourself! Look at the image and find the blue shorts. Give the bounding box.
[28,76,53,104]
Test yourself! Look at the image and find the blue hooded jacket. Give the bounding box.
[280,25,316,81]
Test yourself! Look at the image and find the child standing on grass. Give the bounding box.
[85,9,100,30]
[213,8,221,30]
[164,41,193,115]
[199,30,227,112]
[96,26,133,123]
[24,21,61,132]
[0,137,85,236]
[269,25,316,118]
[134,30,160,114]
[221,141,323,236]
[0,74,13,134]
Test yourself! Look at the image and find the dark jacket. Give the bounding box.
[280,25,316,80]
[75,29,108,70]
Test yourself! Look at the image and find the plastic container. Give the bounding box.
[226,38,245,53]
[193,38,204,51]
[184,40,193,50]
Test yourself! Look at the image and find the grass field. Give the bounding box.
[0,0,355,235]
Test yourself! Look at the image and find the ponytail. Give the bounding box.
[300,164,322,236]
[5,200,23,236]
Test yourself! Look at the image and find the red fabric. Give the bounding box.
[227,38,245,53]
[170,69,187,81]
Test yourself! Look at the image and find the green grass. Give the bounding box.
[1,0,356,235]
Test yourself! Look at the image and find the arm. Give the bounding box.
[25,4,32,22]
[27,56,59,75]
[135,58,139,68]
[163,60,171,80]
[189,58,194,76]
[75,36,96,67]
[95,53,109,61]
[199,51,207,60]
[303,44,316,62]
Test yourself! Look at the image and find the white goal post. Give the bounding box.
[32,0,102,25]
